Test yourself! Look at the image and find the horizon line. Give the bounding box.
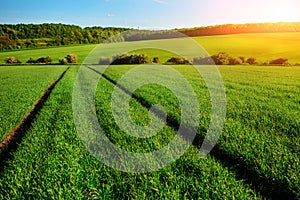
[1,21,300,31]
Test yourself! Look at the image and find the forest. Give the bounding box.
[179,22,300,36]
[0,24,128,50]
[1,22,300,50]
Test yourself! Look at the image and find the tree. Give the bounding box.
[229,57,243,65]
[166,57,191,65]
[246,57,257,65]
[210,52,230,65]
[112,54,151,65]
[153,57,160,63]
[66,53,77,64]
[6,57,22,64]
[239,56,246,63]
[59,58,68,65]
[0,36,16,50]
[269,58,289,65]
[36,56,52,64]
[26,58,36,64]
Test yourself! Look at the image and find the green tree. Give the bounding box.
[66,53,77,64]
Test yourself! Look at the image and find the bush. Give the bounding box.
[153,57,160,64]
[59,58,68,65]
[269,58,289,65]
[112,53,151,65]
[211,52,230,65]
[166,57,191,65]
[26,58,36,64]
[229,57,243,65]
[239,56,246,63]
[36,56,52,64]
[99,57,113,65]
[246,57,257,65]
[6,57,22,64]
[66,53,77,64]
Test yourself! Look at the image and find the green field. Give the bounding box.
[0,33,299,199]
[0,66,68,140]
[0,63,299,199]
[1,32,300,64]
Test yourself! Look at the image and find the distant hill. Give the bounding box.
[178,22,300,37]
[0,24,128,50]
[1,22,300,50]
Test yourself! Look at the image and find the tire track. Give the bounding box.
[0,67,70,151]
[85,65,298,200]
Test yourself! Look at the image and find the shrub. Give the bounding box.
[112,54,129,64]
[229,57,243,65]
[112,54,151,65]
[131,54,150,64]
[26,58,36,64]
[66,53,77,64]
[239,56,246,63]
[211,52,230,65]
[59,58,68,65]
[6,57,22,64]
[36,56,52,64]
[246,57,257,65]
[269,58,289,65]
[153,57,160,64]
[99,57,113,65]
[166,57,191,65]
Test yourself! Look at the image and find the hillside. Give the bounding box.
[179,22,300,36]
[0,24,128,50]
[1,22,300,51]
[1,32,300,64]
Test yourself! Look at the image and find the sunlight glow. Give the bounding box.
[264,2,299,22]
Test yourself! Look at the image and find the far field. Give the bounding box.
[1,32,300,64]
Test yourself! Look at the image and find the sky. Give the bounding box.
[0,0,300,29]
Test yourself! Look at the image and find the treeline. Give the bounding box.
[1,22,300,50]
[179,22,300,37]
[113,22,300,42]
[4,53,78,65]
[99,52,293,66]
[3,52,295,66]
[0,23,128,50]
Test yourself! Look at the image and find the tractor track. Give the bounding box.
[0,67,70,150]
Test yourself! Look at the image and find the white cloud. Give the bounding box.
[107,13,114,17]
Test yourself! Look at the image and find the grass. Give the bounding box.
[0,64,298,198]
[194,32,300,64]
[100,64,300,198]
[0,65,68,140]
[0,32,299,198]
[1,32,300,64]
[0,66,259,199]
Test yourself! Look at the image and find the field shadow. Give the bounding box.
[87,66,298,200]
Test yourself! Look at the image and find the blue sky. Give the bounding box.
[1,0,300,29]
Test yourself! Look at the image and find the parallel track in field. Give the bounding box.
[0,67,70,150]
[85,65,298,200]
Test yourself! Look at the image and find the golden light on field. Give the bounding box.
[204,0,300,26]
